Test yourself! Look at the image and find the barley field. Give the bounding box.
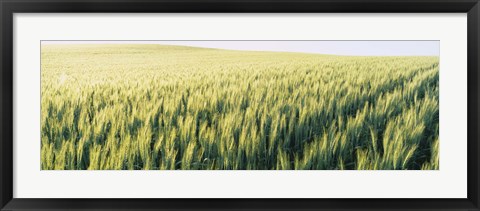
[41,44,439,170]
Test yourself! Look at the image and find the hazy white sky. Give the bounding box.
[42,41,439,56]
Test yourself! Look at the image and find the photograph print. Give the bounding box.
[40,41,439,170]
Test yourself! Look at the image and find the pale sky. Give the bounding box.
[42,41,439,56]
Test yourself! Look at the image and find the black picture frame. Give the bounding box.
[1,0,479,210]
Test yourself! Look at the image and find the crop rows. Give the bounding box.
[41,44,439,170]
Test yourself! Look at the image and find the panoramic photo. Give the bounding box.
[40,41,439,170]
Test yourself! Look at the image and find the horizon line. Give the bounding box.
[41,40,440,56]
